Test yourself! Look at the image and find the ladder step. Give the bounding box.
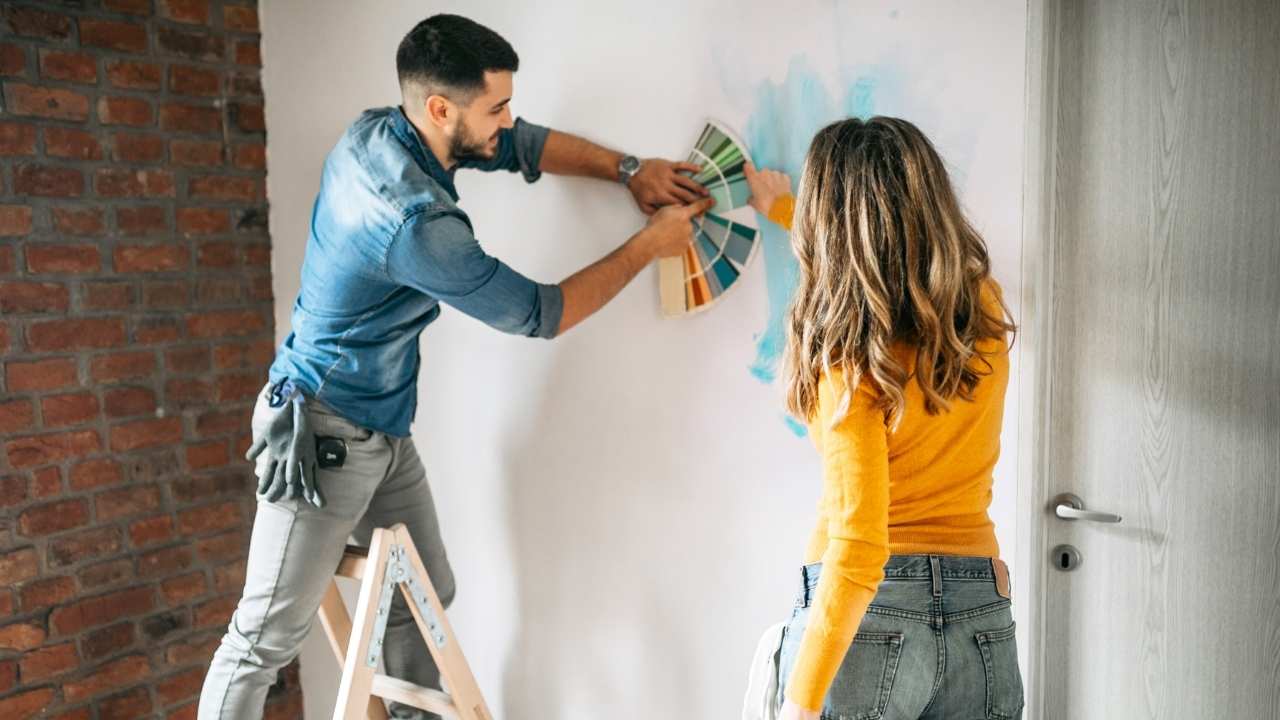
[370,674,455,717]
[336,544,369,580]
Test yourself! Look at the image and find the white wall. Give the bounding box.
[260,2,1026,718]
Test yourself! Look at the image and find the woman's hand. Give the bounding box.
[779,699,821,720]
[744,161,793,216]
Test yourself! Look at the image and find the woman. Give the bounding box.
[745,117,1024,720]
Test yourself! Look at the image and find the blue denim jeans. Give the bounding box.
[777,555,1024,720]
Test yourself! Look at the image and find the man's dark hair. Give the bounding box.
[396,14,519,106]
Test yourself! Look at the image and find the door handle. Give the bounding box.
[1051,493,1122,524]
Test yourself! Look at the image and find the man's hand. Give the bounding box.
[632,197,716,260]
[246,392,324,508]
[628,158,709,215]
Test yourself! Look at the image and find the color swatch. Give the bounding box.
[659,120,761,317]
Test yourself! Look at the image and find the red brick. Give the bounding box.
[0,547,39,585]
[103,386,156,418]
[6,358,78,392]
[70,458,125,490]
[0,245,12,273]
[160,572,207,605]
[195,409,243,437]
[48,527,122,568]
[137,545,193,577]
[166,345,209,374]
[135,318,182,344]
[229,71,261,97]
[193,595,237,628]
[187,309,265,338]
[0,122,36,156]
[186,441,227,470]
[0,204,33,235]
[215,372,259,403]
[0,621,46,651]
[64,654,151,701]
[164,632,219,665]
[45,127,102,161]
[0,43,25,77]
[156,665,205,707]
[28,317,127,352]
[115,243,187,272]
[90,351,156,383]
[51,588,154,636]
[42,393,99,427]
[4,7,73,40]
[243,242,271,267]
[235,41,261,67]
[177,502,239,537]
[100,687,152,719]
[0,323,9,352]
[128,515,173,547]
[179,208,230,236]
[26,243,100,273]
[104,0,153,15]
[115,206,168,236]
[165,376,211,407]
[160,0,210,24]
[160,103,222,134]
[170,64,219,96]
[212,338,274,369]
[0,399,35,434]
[0,203,32,234]
[21,643,78,681]
[21,575,76,610]
[14,163,84,197]
[194,531,241,563]
[32,466,61,497]
[157,26,224,62]
[80,19,149,54]
[82,622,136,660]
[0,658,13,694]
[111,416,182,452]
[0,687,53,720]
[1,280,68,313]
[97,485,162,522]
[6,430,100,468]
[233,142,265,170]
[194,277,242,304]
[223,5,259,32]
[106,59,161,90]
[231,102,265,133]
[52,207,105,236]
[190,175,258,201]
[78,557,133,588]
[0,591,11,617]
[3,83,89,121]
[144,280,189,308]
[112,132,164,163]
[84,281,135,311]
[38,49,97,84]
[169,703,198,720]
[213,560,246,594]
[197,240,235,267]
[18,498,89,536]
[97,95,153,127]
[170,138,222,166]
[97,168,174,198]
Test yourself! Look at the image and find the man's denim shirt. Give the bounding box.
[269,107,562,437]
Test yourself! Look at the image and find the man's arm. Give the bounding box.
[539,129,710,215]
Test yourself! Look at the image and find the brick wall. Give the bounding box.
[0,2,301,718]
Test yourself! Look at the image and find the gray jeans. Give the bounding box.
[777,555,1025,720]
[198,385,456,720]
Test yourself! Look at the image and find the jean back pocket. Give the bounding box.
[975,623,1025,719]
[825,631,904,720]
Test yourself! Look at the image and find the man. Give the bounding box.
[197,13,712,720]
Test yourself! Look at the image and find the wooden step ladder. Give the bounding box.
[316,523,493,720]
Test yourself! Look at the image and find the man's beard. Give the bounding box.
[449,119,497,162]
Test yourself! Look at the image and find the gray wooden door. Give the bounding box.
[1030,0,1280,717]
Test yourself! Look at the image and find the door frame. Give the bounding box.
[1014,0,1059,717]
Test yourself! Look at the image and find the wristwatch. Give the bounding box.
[618,155,641,185]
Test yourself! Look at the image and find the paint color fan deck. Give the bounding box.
[658,120,761,317]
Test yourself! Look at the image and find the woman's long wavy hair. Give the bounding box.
[783,116,1016,430]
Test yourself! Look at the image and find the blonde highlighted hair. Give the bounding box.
[783,116,1016,430]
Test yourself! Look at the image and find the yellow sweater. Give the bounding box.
[767,196,1009,710]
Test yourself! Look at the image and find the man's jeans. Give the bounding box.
[197,385,456,719]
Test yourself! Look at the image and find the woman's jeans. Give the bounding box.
[777,555,1025,719]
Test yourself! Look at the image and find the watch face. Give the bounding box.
[621,156,640,173]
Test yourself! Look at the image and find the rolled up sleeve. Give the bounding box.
[456,117,549,183]
[387,211,562,339]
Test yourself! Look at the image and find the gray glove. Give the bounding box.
[246,391,325,508]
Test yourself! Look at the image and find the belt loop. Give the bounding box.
[930,556,942,597]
